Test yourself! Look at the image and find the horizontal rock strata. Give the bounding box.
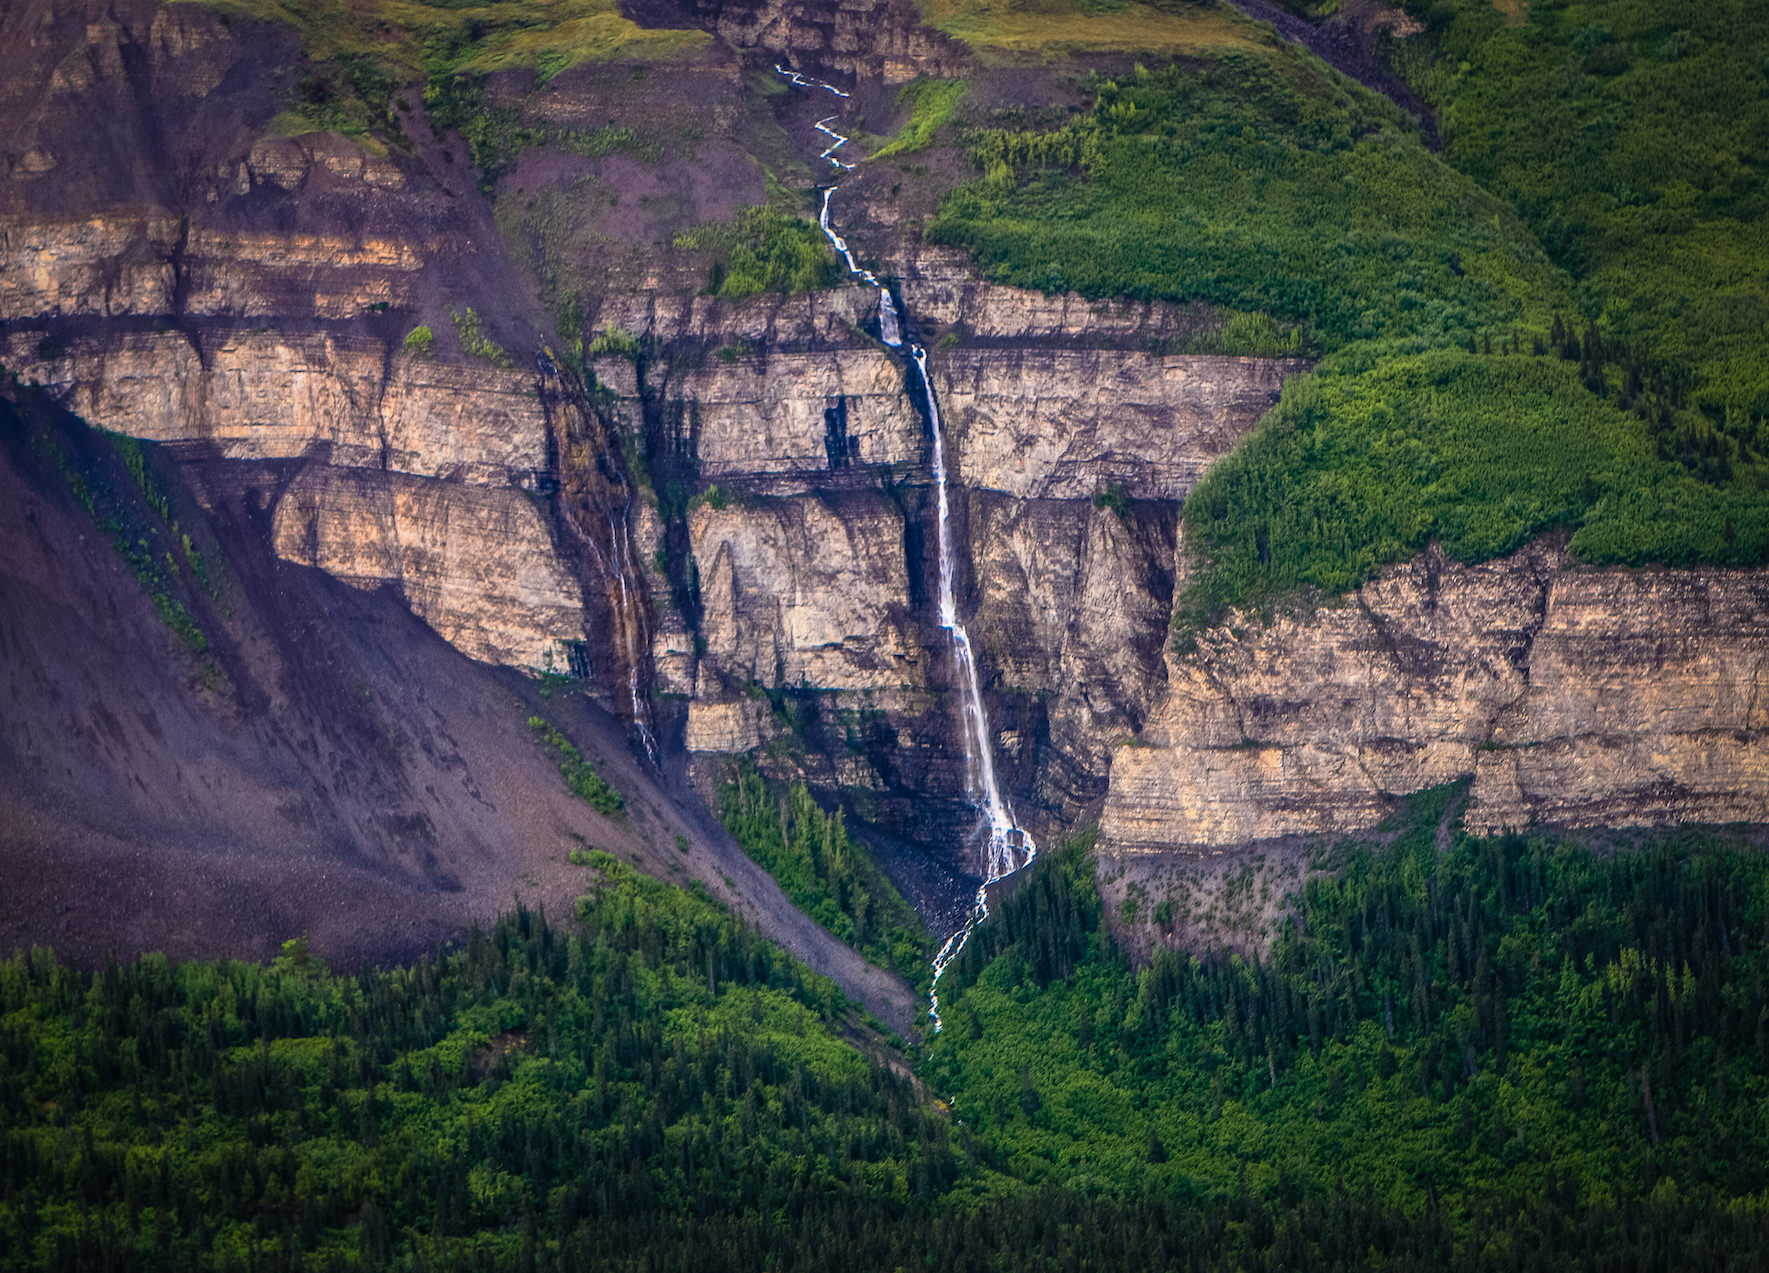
[1101,542,1769,849]
[5,329,549,486]
[272,465,585,668]
[668,336,1295,847]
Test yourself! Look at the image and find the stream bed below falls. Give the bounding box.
[775,65,1036,1029]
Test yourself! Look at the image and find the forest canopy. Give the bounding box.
[7,816,1769,1270]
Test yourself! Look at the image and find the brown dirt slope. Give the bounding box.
[0,386,920,1035]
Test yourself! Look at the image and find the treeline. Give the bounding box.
[0,854,949,1272]
[941,825,1103,1000]
[720,764,931,993]
[1136,824,1769,1110]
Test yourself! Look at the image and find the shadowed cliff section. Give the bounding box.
[0,386,920,1034]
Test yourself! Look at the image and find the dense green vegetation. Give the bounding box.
[928,47,1769,626]
[674,206,843,300]
[720,765,932,995]
[584,323,642,360]
[0,856,946,1272]
[527,717,623,816]
[1177,348,1769,627]
[1177,308,1306,358]
[1408,0,1769,467]
[929,796,1769,1263]
[8,799,1769,1268]
[874,78,970,158]
[935,55,1564,352]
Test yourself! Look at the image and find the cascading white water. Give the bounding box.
[608,515,661,765]
[777,65,1036,1029]
[914,344,1035,1031]
[879,291,903,347]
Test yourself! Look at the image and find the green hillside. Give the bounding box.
[925,13,1769,627]
[928,800,1769,1258]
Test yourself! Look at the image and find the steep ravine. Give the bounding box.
[732,64,1045,1018]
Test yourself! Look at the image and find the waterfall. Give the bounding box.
[914,344,1035,1031]
[778,66,1036,1029]
[535,354,660,765]
[879,291,903,347]
[607,512,661,765]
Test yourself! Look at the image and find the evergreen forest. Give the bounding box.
[7,804,1769,1271]
[719,764,933,995]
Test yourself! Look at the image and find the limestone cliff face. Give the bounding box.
[572,232,1301,853]
[943,349,1300,821]
[272,465,584,668]
[967,493,1180,815]
[0,211,429,320]
[1,245,580,669]
[608,344,923,488]
[586,287,879,355]
[632,326,1296,851]
[897,247,1225,348]
[1100,541,1769,851]
[691,493,919,694]
[5,327,548,485]
[939,350,1299,500]
[0,0,598,677]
